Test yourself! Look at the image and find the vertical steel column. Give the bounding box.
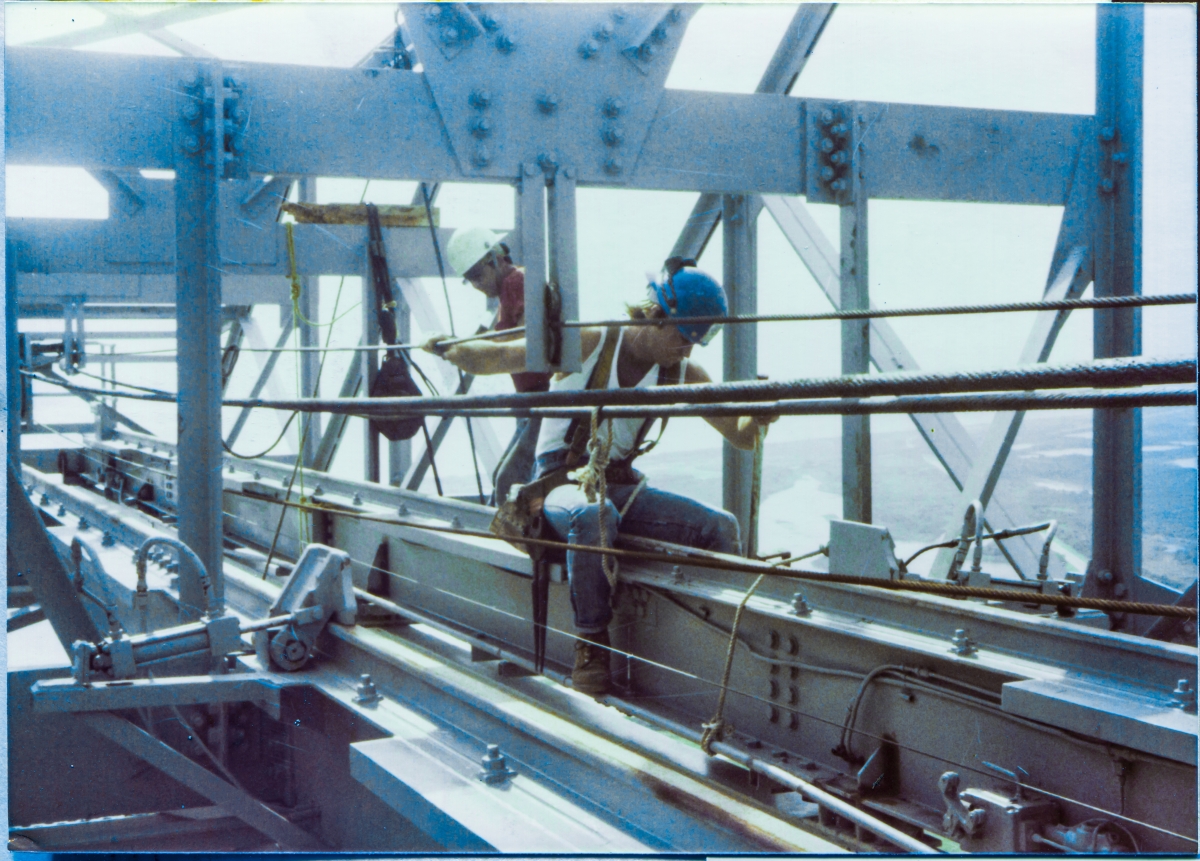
[6,242,19,467]
[518,163,550,372]
[839,117,872,524]
[297,178,321,468]
[722,195,758,553]
[174,68,225,619]
[362,250,381,483]
[1091,5,1144,599]
[389,293,412,486]
[546,166,582,374]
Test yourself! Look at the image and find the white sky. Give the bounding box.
[6,2,1197,478]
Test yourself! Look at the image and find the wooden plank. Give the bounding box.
[281,202,437,228]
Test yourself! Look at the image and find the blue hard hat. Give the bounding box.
[651,265,728,346]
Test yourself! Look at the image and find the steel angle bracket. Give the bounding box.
[30,672,304,721]
[405,4,694,183]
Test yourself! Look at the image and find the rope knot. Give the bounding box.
[700,719,731,755]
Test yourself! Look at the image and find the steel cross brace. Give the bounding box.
[30,672,295,718]
[761,194,1088,578]
[78,711,323,850]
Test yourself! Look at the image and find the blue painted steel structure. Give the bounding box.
[3,3,1177,608]
[5,3,1195,853]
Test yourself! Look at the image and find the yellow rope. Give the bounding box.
[700,572,766,755]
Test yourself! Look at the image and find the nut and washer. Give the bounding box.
[478,744,517,785]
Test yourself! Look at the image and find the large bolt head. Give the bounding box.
[1099,126,1116,142]
[595,21,613,41]
[579,39,599,59]
[473,144,491,167]
[601,124,624,146]
[819,137,835,153]
[819,166,835,181]
[602,97,624,118]
[603,157,623,175]
[819,109,835,125]
[181,134,201,154]
[181,102,200,122]
[496,33,515,53]
[537,93,559,114]
[470,116,491,138]
[469,89,492,109]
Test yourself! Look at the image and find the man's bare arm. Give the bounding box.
[683,362,776,450]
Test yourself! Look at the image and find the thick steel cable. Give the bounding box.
[32,357,1189,414]
[177,293,1200,358]
[232,388,1196,420]
[228,492,1196,619]
[234,357,1197,413]
[563,291,1198,328]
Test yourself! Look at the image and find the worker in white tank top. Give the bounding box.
[423,260,776,696]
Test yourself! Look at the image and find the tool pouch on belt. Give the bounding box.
[489,325,622,551]
[365,203,424,441]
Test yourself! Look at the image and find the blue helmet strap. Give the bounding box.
[660,256,698,312]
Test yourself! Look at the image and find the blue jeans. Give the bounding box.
[542,482,741,633]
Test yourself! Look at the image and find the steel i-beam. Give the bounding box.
[840,114,872,524]
[298,178,322,468]
[722,195,758,552]
[1091,4,1144,613]
[174,67,226,618]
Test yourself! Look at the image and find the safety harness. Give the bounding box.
[489,325,681,672]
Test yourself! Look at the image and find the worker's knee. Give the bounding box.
[704,509,742,556]
[543,485,620,543]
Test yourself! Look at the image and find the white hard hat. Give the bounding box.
[447,227,503,277]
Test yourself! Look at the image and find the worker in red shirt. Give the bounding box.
[446,228,552,505]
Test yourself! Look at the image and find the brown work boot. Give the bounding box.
[572,629,611,696]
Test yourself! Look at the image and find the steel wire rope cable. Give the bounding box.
[27,359,1198,415]
[419,181,485,505]
[214,355,1199,415]
[41,294,1199,362]
[210,505,1193,848]
[559,292,1200,330]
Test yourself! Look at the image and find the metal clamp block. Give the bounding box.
[950,628,977,657]
[478,744,516,785]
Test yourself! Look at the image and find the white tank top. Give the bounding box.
[535,329,684,464]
